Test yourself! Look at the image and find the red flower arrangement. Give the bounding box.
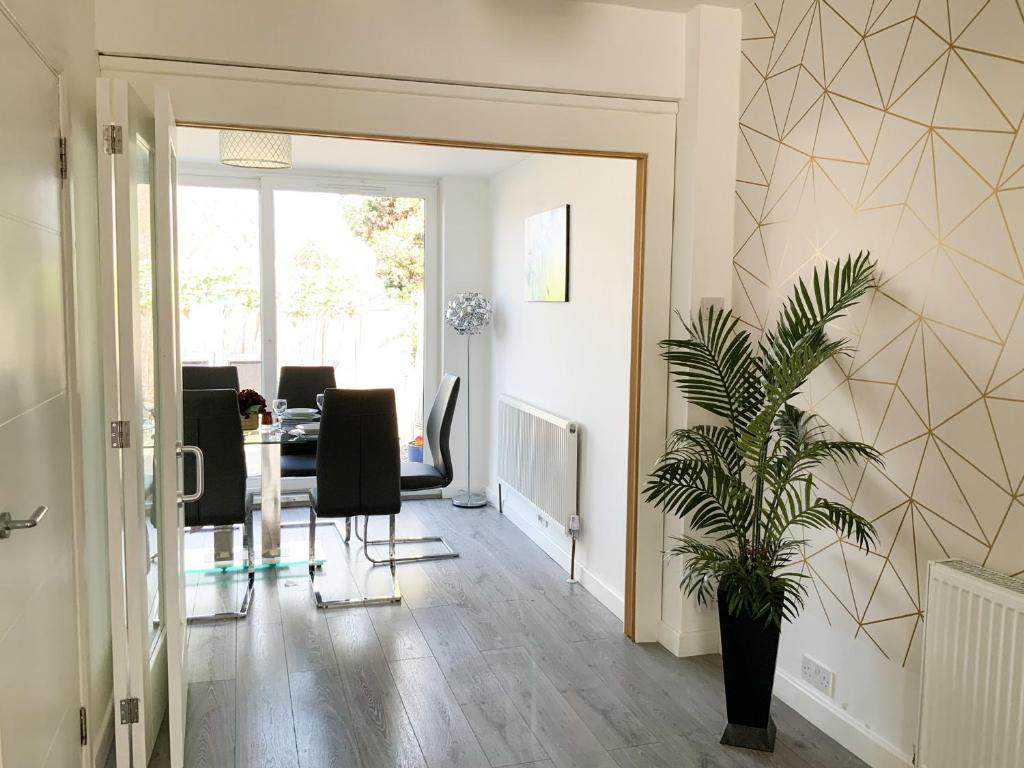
[238,389,267,416]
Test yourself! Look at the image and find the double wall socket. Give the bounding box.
[801,655,834,698]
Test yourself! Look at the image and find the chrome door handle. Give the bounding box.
[0,506,48,539]
[176,442,205,504]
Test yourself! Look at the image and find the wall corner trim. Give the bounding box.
[773,669,913,768]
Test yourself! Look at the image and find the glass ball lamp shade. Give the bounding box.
[219,130,293,169]
[445,291,492,509]
[445,292,493,335]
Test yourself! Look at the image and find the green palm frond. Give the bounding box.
[647,253,881,625]
[773,251,876,356]
[661,306,762,430]
[669,536,809,625]
[667,424,744,475]
[646,458,752,540]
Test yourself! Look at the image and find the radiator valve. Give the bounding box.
[568,514,581,538]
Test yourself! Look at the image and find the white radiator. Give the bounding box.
[918,560,1024,768]
[496,395,579,533]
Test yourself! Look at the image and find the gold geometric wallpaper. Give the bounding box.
[734,0,1024,667]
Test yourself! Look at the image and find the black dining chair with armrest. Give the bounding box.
[277,366,337,478]
[183,388,255,622]
[307,388,402,609]
[357,373,461,564]
[182,365,240,392]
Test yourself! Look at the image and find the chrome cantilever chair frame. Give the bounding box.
[357,373,463,566]
[187,499,256,623]
[354,514,458,565]
[306,491,401,609]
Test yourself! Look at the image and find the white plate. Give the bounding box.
[283,407,318,417]
[296,423,320,435]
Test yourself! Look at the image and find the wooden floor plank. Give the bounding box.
[185,681,235,768]
[279,578,337,673]
[187,623,236,683]
[389,656,491,768]
[484,646,619,768]
[327,610,427,768]
[235,621,300,768]
[499,600,605,693]
[290,669,361,768]
[414,605,549,767]
[366,603,433,661]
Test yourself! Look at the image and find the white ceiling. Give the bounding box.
[178,127,527,178]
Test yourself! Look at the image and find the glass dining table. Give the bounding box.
[209,425,319,568]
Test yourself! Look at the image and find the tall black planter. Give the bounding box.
[717,587,782,752]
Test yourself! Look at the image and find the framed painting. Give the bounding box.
[525,204,570,302]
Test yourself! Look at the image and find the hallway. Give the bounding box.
[170,500,866,768]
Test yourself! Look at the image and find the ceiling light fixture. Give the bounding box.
[219,130,292,169]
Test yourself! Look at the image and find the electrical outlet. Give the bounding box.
[801,655,834,698]
[700,296,725,312]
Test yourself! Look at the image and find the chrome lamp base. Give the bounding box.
[451,491,488,509]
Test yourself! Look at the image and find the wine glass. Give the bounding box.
[316,393,325,413]
[272,398,287,429]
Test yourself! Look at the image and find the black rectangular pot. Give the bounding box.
[717,588,782,752]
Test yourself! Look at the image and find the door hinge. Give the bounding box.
[119,697,140,725]
[103,123,124,155]
[58,137,68,180]
[110,420,131,449]
[79,706,88,745]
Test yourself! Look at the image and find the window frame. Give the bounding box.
[178,163,440,439]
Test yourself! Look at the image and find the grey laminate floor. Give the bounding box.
[173,499,868,768]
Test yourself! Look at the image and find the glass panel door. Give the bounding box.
[98,77,178,768]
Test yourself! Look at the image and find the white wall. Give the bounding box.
[93,0,687,100]
[439,177,492,497]
[3,0,112,763]
[485,154,636,617]
[661,3,743,657]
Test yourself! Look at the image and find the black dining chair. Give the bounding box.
[307,388,402,609]
[182,365,240,392]
[183,388,255,622]
[356,373,461,564]
[277,366,337,477]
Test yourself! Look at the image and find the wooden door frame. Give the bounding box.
[177,120,650,637]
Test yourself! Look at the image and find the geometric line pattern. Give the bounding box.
[734,0,1024,667]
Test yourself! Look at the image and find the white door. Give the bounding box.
[153,91,190,768]
[97,79,185,768]
[0,12,85,768]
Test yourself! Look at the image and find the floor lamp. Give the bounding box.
[445,291,493,508]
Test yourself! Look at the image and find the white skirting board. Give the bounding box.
[486,485,624,621]
[773,669,913,768]
[657,621,720,657]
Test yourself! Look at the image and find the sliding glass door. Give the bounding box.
[177,182,262,389]
[274,189,425,442]
[177,175,432,452]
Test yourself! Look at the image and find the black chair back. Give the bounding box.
[183,389,247,527]
[316,388,400,519]
[277,366,337,408]
[183,365,240,392]
[278,366,337,460]
[425,374,460,486]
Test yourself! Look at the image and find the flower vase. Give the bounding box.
[241,412,260,431]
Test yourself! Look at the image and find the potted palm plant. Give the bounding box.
[645,253,883,752]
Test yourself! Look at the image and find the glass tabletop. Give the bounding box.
[243,426,319,445]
